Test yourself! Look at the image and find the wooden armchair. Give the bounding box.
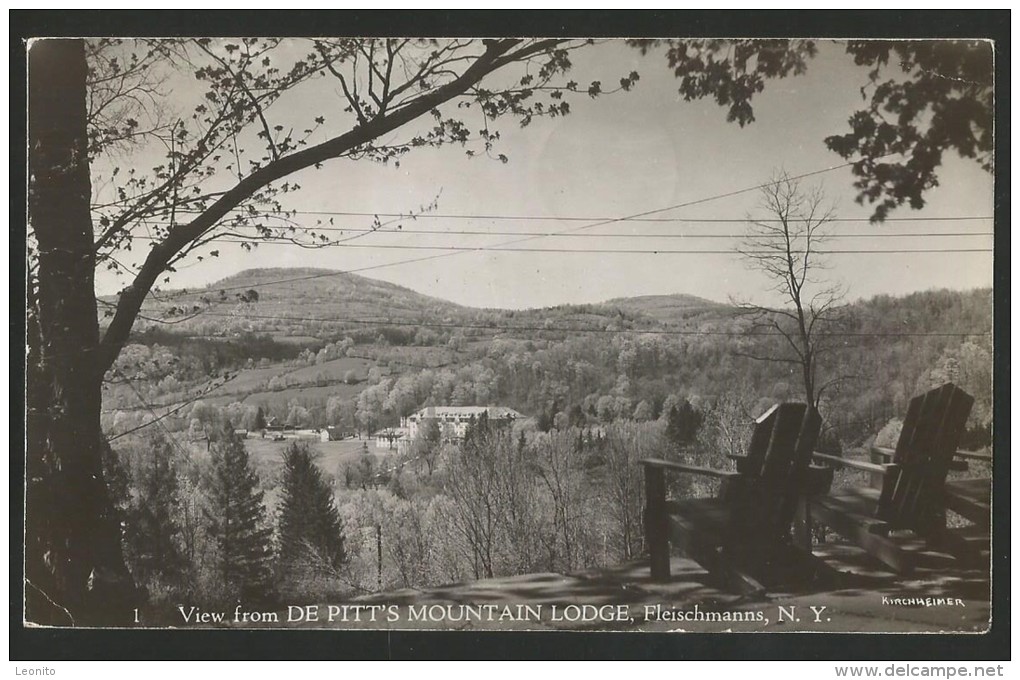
[641,402,829,595]
[808,383,979,574]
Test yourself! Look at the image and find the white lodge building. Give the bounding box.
[404,405,524,442]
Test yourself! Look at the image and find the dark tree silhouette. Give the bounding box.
[277,442,346,577]
[253,405,267,431]
[826,41,993,221]
[417,417,443,475]
[27,39,137,625]
[630,39,993,221]
[123,435,187,588]
[204,427,273,600]
[664,399,703,452]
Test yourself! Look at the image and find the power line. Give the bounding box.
[164,208,993,223]
[108,372,237,441]
[109,370,199,454]
[125,226,995,239]
[151,155,904,299]
[124,235,992,255]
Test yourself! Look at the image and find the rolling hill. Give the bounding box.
[104,268,993,454]
[123,268,738,344]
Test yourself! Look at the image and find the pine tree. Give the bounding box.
[204,426,273,599]
[277,442,346,576]
[665,399,704,452]
[123,435,187,587]
[358,447,375,489]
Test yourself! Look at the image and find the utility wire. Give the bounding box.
[122,237,993,255]
[110,370,202,453]
[162,208,993,223]
[124,229,994,239]
[133,216,994,229]
[108,372,237,441]
[149,155,910,299]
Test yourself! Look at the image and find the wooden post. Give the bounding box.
[376,524,383,591]
[644,465,670,580]
[794,497,812,550]
[869,448,885,489]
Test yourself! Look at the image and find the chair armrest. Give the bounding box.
[813,452,887,474]
[954,450,991,462]
[870,445,970,471]
[639,458,737,479]
[871,446,895,462]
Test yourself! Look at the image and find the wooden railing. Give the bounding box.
[809,447,991,530]
[813,446,988,489]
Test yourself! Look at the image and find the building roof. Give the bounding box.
[411,405,523,420]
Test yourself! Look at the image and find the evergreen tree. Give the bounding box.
[254,406,266,431]
[417,418,443,476]
[665,399,704,452]
[204,426,273,599]
[123,435,187,587]
[278,442,347,577]
[358,448,375,489]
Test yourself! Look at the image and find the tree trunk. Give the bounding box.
[27,39,136,626]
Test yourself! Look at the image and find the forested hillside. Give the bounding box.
[101,269,993,612]
[104,270,993,450]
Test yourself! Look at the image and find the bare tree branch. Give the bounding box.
[96,38,574,374]
[734,169,846,407]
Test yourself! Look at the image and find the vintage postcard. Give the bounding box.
[18,16,1004,659]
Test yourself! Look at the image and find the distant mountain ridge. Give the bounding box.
[601,293,721,308]
[131,268,991,352]
[207,269,724,314]
[205,267,469,312]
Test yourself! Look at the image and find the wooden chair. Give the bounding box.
[809,383,976,574]
[641,402,829,595]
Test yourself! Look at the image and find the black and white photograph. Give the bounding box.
[16,12,1006,661]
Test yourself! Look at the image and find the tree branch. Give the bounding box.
[97,38,528,373]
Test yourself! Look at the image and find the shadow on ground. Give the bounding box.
[305,540,991,632]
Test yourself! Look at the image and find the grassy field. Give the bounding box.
[244,435,397,482]
[283,357,374,383]
[215,356,374,395]
[270,335,322,346]
[104,341,456,417]
[196,355,377,409]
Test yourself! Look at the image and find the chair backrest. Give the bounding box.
[737,402,822,543]
[876,383,974,531]
[740,403,780,475]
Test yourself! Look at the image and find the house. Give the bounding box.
[404,405,524,443]
[320,426,349,442]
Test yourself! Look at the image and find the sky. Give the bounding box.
[90,39,994,310]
